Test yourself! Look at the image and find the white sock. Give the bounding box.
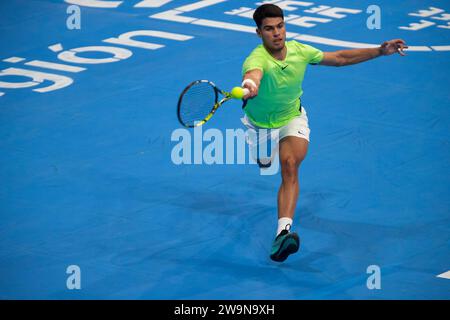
[277,217,293,236]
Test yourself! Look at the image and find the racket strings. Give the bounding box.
[179,82,217,126]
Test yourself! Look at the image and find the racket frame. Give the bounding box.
[177,80,232,128]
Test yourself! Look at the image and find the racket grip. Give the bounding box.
[242,88,250,96]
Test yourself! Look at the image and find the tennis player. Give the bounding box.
[241,4,407,262]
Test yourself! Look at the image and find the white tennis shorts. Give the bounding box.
[240,107,310,167]
[241,106,311,144]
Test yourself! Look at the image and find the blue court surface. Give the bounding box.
[0,0,449,300]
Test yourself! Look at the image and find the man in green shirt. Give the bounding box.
[242,4,407,262]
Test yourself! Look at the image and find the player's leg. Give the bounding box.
[277,136,308,222]
[270,136,307,262]
[270,110,310,262]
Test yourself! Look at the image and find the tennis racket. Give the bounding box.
[177,80,249,128]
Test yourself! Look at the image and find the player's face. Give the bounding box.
[258,17,286,52]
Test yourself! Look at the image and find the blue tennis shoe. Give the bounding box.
[270,229,300,262]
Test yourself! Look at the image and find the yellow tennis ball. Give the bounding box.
[231,87,245,99]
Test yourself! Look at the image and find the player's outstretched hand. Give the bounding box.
[380,39,408,56]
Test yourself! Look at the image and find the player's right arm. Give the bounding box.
[242,69,263,100]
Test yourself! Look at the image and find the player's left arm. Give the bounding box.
[319,39,408,67]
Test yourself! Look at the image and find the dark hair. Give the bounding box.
[253,4,284,28]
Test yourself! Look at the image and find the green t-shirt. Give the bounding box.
[242,40,323,128]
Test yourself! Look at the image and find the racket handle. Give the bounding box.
[242,88,250,96]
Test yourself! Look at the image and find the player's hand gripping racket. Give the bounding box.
[177,80,249,128]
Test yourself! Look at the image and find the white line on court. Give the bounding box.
[437,271,450,279]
